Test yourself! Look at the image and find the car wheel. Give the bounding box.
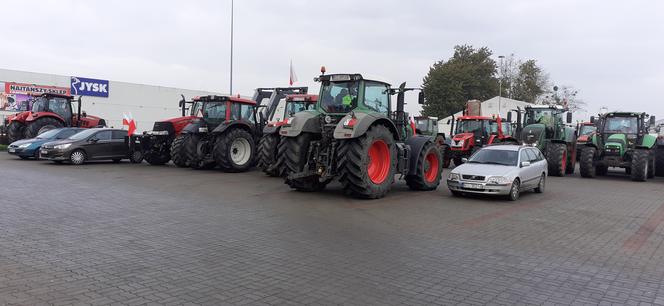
[507,179,520,201]
[534,174,545,193]
[70,150,86,165]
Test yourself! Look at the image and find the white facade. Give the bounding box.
[438,96,533,134]
[0,68,226,133]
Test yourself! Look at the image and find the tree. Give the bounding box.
[510,60,550,103]
[422,45,498,118]
[539,85,586,112]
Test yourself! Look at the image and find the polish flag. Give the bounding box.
[410,117,417,136]
[122,113,137,136]
[289,59,298,86]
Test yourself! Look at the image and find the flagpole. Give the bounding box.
[229,0,234,95]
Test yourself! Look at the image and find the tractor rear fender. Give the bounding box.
[212,120,254,135]
[405,135,434,175]
[181,121,203,134]
[638,134,657,149]
[7,112,29,124]
[278,111,321,137]
[333,112,399,141]
[262,124,279,135]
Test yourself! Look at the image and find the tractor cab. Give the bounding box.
[414,116,439,136]
[268,94,316,127]
[316,73,391,118]
[522,105,572,141]
[29,94,77,126]
[193,95,257,132]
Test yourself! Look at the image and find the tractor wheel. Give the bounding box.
[8,121,25,142]
[579,147,597,178]
[282,132,329,191]
[648,152,656,179]
[655,146,664,176]
[171,134,192,167]
[338,124,397,199]
[69,150,86,165]
[631,148,649,182]
[441,147,451,168]
[129,149,144,164]
[565,146,576,175]
[213,129,255,172]
[547,143,567,177]
[25,117,64,139]
[405,142,443,191]
[189,134,215,170]
[145,153,171,165]
[257,133,281,177]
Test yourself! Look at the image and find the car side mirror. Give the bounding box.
[566,112,573,124]
[590,116,595,123]
[89,138,98,143]
[521,161,531,167]
[461,157,468,163]
[418,91,424,105]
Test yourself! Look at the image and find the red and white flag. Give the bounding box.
[122,113,137,136]
[289,59,298,86]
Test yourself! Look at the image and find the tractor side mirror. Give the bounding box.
[590,116,595,123]
[506,112,512,122]
[417,91,424,105]
[650,116,656,126]
[566,112,573,124]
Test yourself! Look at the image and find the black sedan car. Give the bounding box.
[40,128,130,165]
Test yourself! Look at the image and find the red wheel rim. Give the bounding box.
[368,140,391,184]
[424,151,439,183]
[561,150,567,173]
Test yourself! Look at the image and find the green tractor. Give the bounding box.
[579,112,657,181]
[414,115,451,168]
[277,70,443,199]
[517,105,576,176]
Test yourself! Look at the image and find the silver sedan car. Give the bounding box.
[446,145,548,201]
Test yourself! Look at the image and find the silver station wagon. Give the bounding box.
[447,145,548,201]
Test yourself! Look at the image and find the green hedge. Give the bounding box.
[0,144,7,151]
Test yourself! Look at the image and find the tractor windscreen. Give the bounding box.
[579,125,596,136]
[604,117,638,134]
[525,109,558,127]
[319,81,359,113]
[456,120,486,134]
[31,97,49,112]
[286,101,313,116]
[415,119,431,133]
[489,121,512,135]
[202,102,227,121]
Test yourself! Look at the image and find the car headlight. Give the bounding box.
[448,173,460,180]
[486,176,510,185]
[18,143,32,148]
[54,143,72,150]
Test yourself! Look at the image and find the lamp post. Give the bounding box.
[498,55,505,116]
[229,0,234,95]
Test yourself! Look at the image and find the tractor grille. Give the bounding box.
[152,121,175,135]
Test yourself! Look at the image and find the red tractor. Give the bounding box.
[6,93,105,142]
[448,114,517,165]
[575,121,597,158]
[128,95,202,165]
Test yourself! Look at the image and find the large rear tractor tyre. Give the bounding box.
[579,146,597,178]
[547,143,567,177]
[257,133,281,177]
[648,151,656,179]
[282,133,328,191]
[338,124,397,199]
[8,121,25,142]
[214,129,255,173]
[565,147,576,175]
[656,146,664,176]
[406,142,443,191]
[170,134,192,168]
[25,117,64,139]
[631,149,649,182]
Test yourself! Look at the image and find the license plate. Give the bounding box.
[462,182,483,190]
[8,148,15,153]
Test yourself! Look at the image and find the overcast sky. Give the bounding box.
[2,0,663,118]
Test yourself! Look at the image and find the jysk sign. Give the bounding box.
[71,76,109,97]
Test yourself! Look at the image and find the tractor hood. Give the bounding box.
[450,132,474,149]
[452,132,474,142]
[151,115,198,135]
[520,124,545,146]
[7,111,30,123]
[604,133,627,155]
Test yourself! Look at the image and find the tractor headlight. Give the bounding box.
[285,117,295,126]
[54,143,71,150]
[487,176,510,185]
[198,127,209,133]
[343,118,357,129]
[18,143,32,148]
[448,173,460,180]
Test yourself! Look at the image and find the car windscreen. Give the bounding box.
[68,129,97,140]
[36,129,62,139]
[467,149,518,166]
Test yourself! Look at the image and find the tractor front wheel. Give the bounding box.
[282,132,329,191]
[656,146,664,176]
[631,148,649,182]
[338,124,397,199]
[579,146,596,178]
[547,143,567,177]
[405,142,443,191]
[257,133,281,176]
[171,134,193,167]
[8,121,25,142]
[25,117,64,139]
[214,129,255,172]
[129,149,144,164]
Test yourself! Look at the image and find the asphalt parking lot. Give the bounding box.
[2,154,664,305]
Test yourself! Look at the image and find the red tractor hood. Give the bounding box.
[7,111,30,124]
[452,133,474,142]
[162,115,198,124]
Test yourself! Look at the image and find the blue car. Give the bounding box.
[7,128,84,160]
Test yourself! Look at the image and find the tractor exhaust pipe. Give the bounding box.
[76,96,82,127]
